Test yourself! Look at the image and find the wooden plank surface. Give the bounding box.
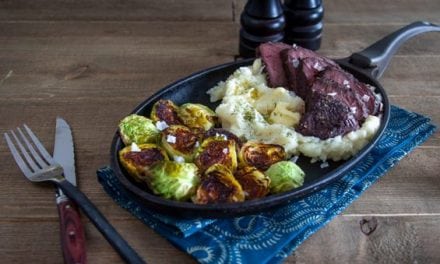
[0,0,439,263]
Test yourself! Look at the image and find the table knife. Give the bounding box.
[54,117,87,264]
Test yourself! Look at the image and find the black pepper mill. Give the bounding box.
[239,0,286,58]
[283,0,324,50]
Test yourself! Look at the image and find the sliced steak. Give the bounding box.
[281,47,339,98]
[296,93,359,139]
[309,76,369,121]
[256,42,292,88]
[319,67,380,116]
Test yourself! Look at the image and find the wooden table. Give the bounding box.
[1,1,439,263]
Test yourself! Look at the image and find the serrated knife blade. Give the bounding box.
[54,117,76,186]
[53,117,87,264]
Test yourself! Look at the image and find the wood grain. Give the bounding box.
[0,0,439,263]
[288,215,440,264]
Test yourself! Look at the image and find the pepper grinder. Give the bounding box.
[283,0,324,50]
[239,0,285,58]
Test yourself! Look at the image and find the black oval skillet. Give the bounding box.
[110,21,440,218]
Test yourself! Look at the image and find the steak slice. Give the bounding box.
[319,67,380,116]
[296,92,359,139]
[281,47,339,98]
[256,42,292,88]
[310,75,369,121]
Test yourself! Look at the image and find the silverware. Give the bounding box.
[4,124,145,264]
[53,118,87,264]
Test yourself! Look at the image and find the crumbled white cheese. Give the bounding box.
[343,80,349,86]
[327,92,337,97]
[131,142,141,152]
[362,94,370,102]
[174,156,185,163]
[166,135,177,144]
[222,148,228,154]
[155,121,169,131]
[195,141,200,148]
[320,161,329,168]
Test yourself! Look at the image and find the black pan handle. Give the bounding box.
[349,21,440,79]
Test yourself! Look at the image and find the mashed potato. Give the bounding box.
[207,59,381,162]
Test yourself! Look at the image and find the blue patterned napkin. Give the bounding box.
[97,105,436,264]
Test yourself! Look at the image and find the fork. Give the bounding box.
[4,125,145,264]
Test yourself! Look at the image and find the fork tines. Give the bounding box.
[4,125,54,178]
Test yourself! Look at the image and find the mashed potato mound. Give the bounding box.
[207,59,381,162]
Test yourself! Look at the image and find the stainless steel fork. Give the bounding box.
[4,124,145,264]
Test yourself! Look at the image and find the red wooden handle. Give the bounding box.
[57,199,87,264]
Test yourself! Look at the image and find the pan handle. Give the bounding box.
[349,21,440,79]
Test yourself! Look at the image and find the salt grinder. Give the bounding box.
[283,0,324,50]
[239,0,285,58]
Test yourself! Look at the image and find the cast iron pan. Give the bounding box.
[110,21,440,218]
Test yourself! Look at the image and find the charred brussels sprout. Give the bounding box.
[235,166,270,200]
[204,128,243,148]
[150,99,182,125]
[147,161,200,201]
[239,141,286,170]
[119,114,160,145]
[119,143,168,182]
[194,164,245,204]
[194,137,238,172]
[265,161,305,194]
[178,103,218,130]
[161,125,199,162]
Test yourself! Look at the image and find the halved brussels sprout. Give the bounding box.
[147,161,200,201]
[235,166,270,200]
[119,114,160,145]
[204,128,243,148]
[194,137,238,172]
[119,143,169,182]
[178,103,218,130]
[194,164,245,204]
[150,99,182,125]
[238,141,286,170]
[161,125,199,162]
[265,161,305,194]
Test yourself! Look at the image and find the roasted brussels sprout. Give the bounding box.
[150,99,182,125]
[161,125,199,162]
[238,141,286,170]
[119,143,169,182]
[147,161,200,201]
[194,164,245,204]
[265,161,305,194]
[235,166,270,200]
[194,137,238,172]
[178,103,218,130]
[119,114,160,145]
[204,128,243,148]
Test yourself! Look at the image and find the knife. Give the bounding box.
[54,117,87,264]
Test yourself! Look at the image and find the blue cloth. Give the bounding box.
[97,105,436,264]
